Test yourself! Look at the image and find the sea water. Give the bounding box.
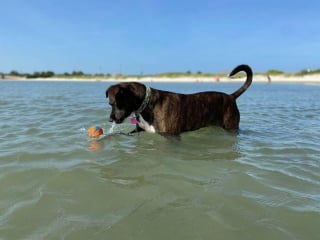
[0,80,319,240]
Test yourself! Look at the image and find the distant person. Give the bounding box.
[267,74,271,83]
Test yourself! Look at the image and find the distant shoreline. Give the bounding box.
[2,74,320,84]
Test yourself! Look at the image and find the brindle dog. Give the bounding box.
[106,64,252,135]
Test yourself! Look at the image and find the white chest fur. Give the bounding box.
[137,114,156,133]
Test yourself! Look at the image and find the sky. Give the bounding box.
[1,0,320,75]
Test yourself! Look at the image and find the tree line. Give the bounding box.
[2,68,320,79]
[7,70,86,78]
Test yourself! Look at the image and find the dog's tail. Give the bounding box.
[229,64,253,99]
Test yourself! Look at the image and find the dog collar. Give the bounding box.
[135,86,151,115]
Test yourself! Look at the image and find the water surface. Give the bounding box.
[0,81,319,239]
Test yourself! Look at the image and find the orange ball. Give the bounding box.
[88,125,103,138]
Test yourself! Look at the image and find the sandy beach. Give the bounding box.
[2,74,320,84]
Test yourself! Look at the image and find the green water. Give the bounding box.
[0,81,319,239]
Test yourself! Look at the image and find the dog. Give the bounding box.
[106,64,252,135]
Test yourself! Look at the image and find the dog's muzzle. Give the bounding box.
[108,111,127,124]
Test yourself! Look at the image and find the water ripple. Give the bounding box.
[1,81,320,239]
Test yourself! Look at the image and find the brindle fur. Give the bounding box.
[106,64,252,135]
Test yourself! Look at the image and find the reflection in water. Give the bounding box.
[88,139,104,152]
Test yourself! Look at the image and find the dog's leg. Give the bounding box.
[137,114,156,133]
[129,125,144,135]
[159,132,181,142]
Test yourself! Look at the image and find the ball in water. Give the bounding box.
[88,125,103,138]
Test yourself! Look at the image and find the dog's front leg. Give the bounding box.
[137,114,156,133]
[129,125,145,135]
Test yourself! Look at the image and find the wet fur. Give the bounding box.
[106,64,252,135]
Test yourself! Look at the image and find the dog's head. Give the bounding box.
[106,82,146,123]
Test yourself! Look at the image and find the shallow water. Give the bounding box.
[0,80,319,240]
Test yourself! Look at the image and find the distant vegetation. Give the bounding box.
[266,69,284,75]
[8,70,55,78]
[3,67,320,79]
[295,68,320,76]
[4,70,221,79]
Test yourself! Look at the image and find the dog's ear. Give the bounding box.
[106,86,117,99]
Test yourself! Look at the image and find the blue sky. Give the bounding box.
[1,0,319,74]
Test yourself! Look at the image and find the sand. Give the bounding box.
[2,74,320,84]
